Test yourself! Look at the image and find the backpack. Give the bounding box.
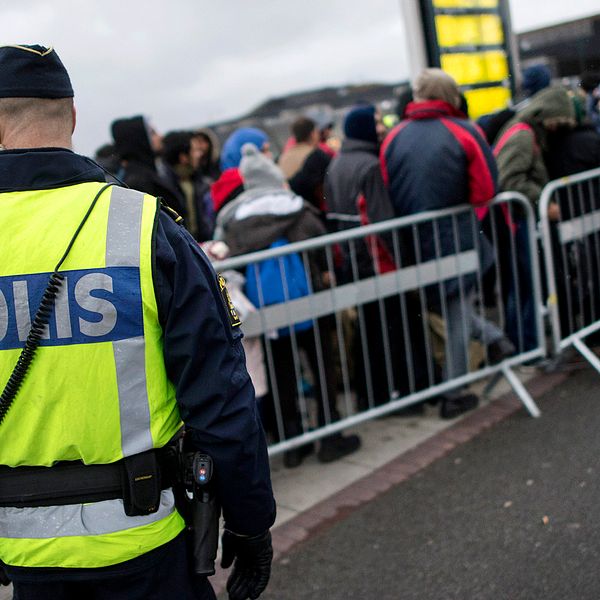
[245,238,313,337]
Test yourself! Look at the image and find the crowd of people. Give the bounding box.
[95,66,600,469]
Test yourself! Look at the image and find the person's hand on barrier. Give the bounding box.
[548,202,561,221]
[221,529,273,600]
[322,271,333,288]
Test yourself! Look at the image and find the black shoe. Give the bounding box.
[317,433,361,463]
[283,443,314,468]
[389,402,426,417]
[440,393,479,419]
[487,338,516,364]
[427,394,445,407]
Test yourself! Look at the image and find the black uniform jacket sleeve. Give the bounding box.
[154,211,276,537]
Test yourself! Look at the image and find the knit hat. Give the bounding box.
[413,68,460,108]
[0,45,73,98]
[220,127,269,171]
[522,65,551,97]
[344,105,378,143]
[240,143,285,190]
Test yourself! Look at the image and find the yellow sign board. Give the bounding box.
[435,14,504,47]
[433,0,498,7]
[441,51,509,86]
[422,0,514,118]
[464,86,511,118]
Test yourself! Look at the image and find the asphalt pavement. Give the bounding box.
[260,365,600,600]
[2,365,596,600]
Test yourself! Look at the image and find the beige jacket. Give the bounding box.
[278,143,314,179]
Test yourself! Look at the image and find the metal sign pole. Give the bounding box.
[399,0,429,80]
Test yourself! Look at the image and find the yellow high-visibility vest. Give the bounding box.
[0,182,184,568]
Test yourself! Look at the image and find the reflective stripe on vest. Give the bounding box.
[0,183,184,567]
[107,186,153,457]
[1,491,176,539]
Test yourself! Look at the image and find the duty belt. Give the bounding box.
[0,447,179,517]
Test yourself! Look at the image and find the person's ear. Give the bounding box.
[71,103,77,134]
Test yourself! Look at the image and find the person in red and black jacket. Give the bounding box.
[381,71,497,225]
[380,69,513,418]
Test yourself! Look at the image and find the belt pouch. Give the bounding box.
[122,451,161,516]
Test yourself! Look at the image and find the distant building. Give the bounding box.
[517,14,600,78]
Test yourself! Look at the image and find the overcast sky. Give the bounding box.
[2,0,598,155]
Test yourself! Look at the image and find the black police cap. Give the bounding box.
[0,45,73,98]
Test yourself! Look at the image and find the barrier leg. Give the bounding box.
[572,337,600,375]
[482,372,503,399]
[501,364,541,418]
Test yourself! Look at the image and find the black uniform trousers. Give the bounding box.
[9,533,216,600]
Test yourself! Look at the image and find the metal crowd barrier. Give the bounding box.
[539,167,600,369]
[214,193,545,455]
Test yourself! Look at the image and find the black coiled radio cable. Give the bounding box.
[0,183,114,425]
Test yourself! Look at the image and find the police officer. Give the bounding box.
[0,45,275,600]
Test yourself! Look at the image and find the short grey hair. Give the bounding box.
[412,68,461,109]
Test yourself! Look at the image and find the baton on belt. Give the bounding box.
[185,452,220,576]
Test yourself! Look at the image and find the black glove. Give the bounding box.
[0,562,10,586]
[221,529,273,600]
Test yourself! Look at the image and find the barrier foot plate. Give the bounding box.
[501,365,541,418]
[572,337,600,374]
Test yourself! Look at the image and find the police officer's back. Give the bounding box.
[0,45,275,600]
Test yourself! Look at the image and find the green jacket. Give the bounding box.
[495,87,575,206]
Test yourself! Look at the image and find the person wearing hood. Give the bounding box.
[216,144,361,468]
[495,86,575,209]
[494,86,575,352]
[210,127,270,215]
[476,64,552,146]
[191,128,221,181]
[110,115,185,216]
